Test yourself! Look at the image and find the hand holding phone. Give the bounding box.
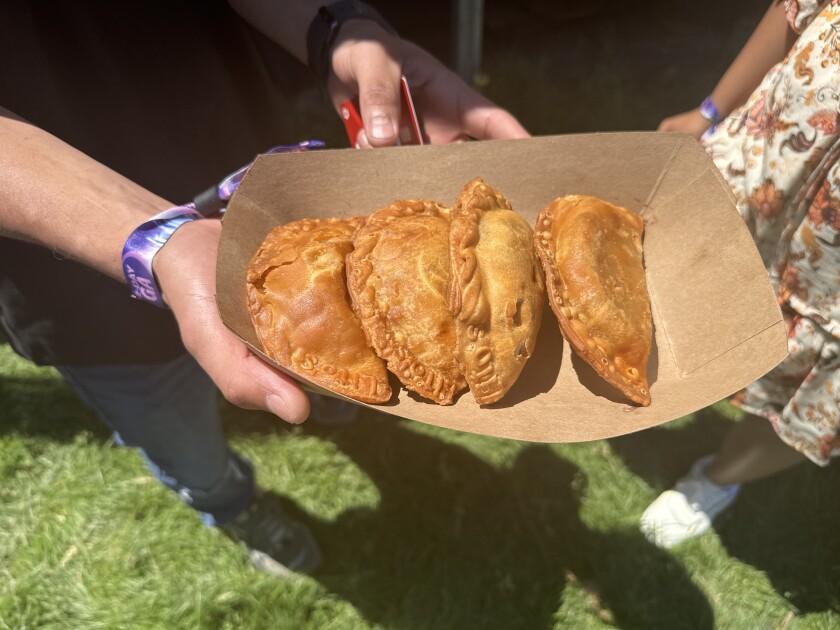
[339,76,423,147]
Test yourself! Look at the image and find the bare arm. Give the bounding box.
[0,107,309,423]
[709,0,797,116]
[226,0,320,65]
[659,1,796,138]
[0,109,169,279]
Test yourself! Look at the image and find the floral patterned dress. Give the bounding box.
[704,0,840,465]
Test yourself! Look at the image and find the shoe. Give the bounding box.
[308,392,361,426]
[221,494,322,577]
[640,455,740,549]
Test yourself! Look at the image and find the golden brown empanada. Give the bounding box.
[534,195,652,406]
[450,178,545,405]
[247,217,391,404]
[346,200,467,405]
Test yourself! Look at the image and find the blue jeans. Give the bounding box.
[57,352,255,526]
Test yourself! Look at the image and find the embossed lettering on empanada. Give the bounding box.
[534,195,652,406]
[346,200,467,405]
[450,178,544,405]
[247,217,391,404]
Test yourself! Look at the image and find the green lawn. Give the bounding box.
[2,341,839,629]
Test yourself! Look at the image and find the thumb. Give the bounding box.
[223,352,312,424]
[356,68,402,147]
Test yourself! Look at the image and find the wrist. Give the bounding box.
[693,108,713,130]
[121,205,203,308]
[699,96,724,125]
[153,218,222,309]
[306,0,397,82]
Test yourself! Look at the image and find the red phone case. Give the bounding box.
[340,76,423,147]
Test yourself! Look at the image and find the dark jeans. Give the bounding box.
[58,352,255,526]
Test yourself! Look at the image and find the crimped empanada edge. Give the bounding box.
[450,178,541,405]
[534,199,651,406]
[246,218,391,404]
[346,200,465,405]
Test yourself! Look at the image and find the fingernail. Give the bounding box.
[370,115,396,140]
[355,129,366,149]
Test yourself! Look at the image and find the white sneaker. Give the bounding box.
[640,455,740,548]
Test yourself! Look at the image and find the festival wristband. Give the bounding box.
[193,140,327,216]
[699,96,723,125]
[122,205,202,308]
[123,140,326,307]
[215,140,326,204]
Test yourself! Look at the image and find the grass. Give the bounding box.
[4,1,840,628]
[2,341,840,629]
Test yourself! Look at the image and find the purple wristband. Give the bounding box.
[699,96,723,125]
[122,205,202,308]
[216,140,327,203]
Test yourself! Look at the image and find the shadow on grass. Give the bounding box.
[609,407,840,616]
[3,354,838,620]
[1,361,713,626]
[0,372,109,443]
[7,356,837,622]
[716,463,840,615]
[608,406,734,489]
[270,412,713,629]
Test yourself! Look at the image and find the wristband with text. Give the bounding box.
[122,205,202,308]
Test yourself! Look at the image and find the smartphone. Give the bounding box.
[340,76,423,147]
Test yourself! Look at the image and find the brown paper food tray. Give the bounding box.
[217,132,786,443]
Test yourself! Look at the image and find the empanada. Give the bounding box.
[534,195,652,406]
[247,217,391,404]
[347,200,467,405]
[450,178,545,405]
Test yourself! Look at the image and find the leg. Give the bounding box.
[641,314,836,548]
[704,414,806,486]
[58,352,255,526]
[58,352,321,575]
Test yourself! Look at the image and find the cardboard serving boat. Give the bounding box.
[217,132,787,442]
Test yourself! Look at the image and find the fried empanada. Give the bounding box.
[247,217,392,404]
[346,200,467,405]
[534,195,652,406]
[450,178,545,405]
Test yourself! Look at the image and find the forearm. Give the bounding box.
[709,1,796,116]
[0,108,171,281]
[228,0,324,65]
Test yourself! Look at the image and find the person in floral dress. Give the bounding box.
[641,0,839,548]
